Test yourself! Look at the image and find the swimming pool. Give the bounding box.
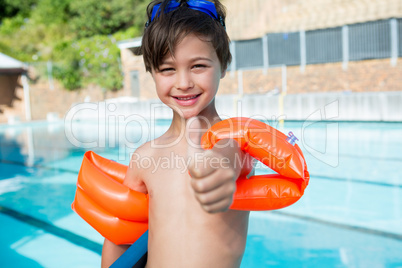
[1,119,401,267]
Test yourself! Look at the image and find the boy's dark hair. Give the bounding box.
[140,0,232,72]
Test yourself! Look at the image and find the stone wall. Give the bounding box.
[120,48,156,100]
[122,56,401,99]
[233,59,402,95]
[0,68,127,124]
[223,0,402,40]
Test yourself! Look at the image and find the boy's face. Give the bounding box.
[151,34,226,119]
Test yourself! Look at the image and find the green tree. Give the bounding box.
[0,0,148,92]
[0,0,38,21]
[69,0,146,38]
[52,35,123,91]
[31,0,71,25]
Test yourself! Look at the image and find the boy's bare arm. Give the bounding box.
[101,150,147,267]
[101,240,130,268]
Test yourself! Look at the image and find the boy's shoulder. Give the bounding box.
[132,136,170,158]
[131,134,188,168]
[133,140,154,158]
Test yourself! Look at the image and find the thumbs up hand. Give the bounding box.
[186,117,241,213]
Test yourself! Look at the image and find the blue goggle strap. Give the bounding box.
[147,0,225,28]
[150,1,180,22]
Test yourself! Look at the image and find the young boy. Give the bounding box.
[102,1,252,267]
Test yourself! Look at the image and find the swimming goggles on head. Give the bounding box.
[146,0,225,29]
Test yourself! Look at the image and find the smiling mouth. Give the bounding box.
[173,94,201,100]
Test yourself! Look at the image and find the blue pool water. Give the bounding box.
[1,119,402,267]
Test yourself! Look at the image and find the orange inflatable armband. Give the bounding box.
[202,117,309,210]
[72,151,148,245]
[71,117,309,245]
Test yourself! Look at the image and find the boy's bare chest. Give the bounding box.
[143,147,192,197]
